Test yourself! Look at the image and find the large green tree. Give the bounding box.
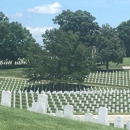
[117,20,130,57]
[0,12,9,61]
[97,24,126,71]
[24,29,97,82]
[0,12,36,66]
[53,10,99,47]
[25,43,49,81]
[42,29,96,83]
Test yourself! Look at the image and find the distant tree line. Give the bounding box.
[0,10,129,83]
[0,12,37,66]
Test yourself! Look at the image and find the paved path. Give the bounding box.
[74,115,130,123]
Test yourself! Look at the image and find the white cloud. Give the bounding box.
[27,2,61,14]
[26,26,52,36]
[26,26,53,44]
[14,13,23,18]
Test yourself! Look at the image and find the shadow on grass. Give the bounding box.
[0,64,27,69]
[22,83,92,93]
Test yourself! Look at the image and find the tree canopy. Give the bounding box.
[0,12,36,66]
[26,10,128,82]
[26,29,96,83]
[97,24,126,71]
[43,29,96,82]
[0,12,9,22]
[53,9,99,47]
[117,20,130,57]
[0,10,129,82]
[25,43,49,81]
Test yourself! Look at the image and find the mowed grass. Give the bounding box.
[0,68,25,78]
[0,106,124,130]
[0,57,129,78]
[99,57,130,70]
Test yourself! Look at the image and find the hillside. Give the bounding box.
[0,106,124,130]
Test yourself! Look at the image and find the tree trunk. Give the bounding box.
[12,60,15,67]
[106,61,109,72]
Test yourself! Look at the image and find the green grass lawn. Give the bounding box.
[0,57,129,78]
[0,105,125,130]
[0,68,25,78]
[99,57,130,70]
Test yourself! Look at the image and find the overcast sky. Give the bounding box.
[0,0,130,44]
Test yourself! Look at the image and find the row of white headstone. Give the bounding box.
[48,89,130,113]
[1,90,130,129]
[53,106,130,130]
[85,70,130,86]
[0,59,26,65]
[0,70,130,93]
[1,89,130,113]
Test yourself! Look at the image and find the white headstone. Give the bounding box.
[93,117,98,123]
[64,105,73,119]
[25,91,29,109]
[37,94,48,114]
[31,102,38,112]
[38,94,46,102]
[13,91,16,108]
[49,113,56,116]
[31,92,35,102]
[114,116,124,129]
[56,110,64,117]
[98,107,109,126]
[1,90,11,107]
[28,94,48,114]
[126,120,130,130]
[84,113,93,122]
[19,90,22,109]
[36,102,46,114]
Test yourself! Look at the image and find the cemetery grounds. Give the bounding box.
[0,57,130,130]
[0,57,130,115]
